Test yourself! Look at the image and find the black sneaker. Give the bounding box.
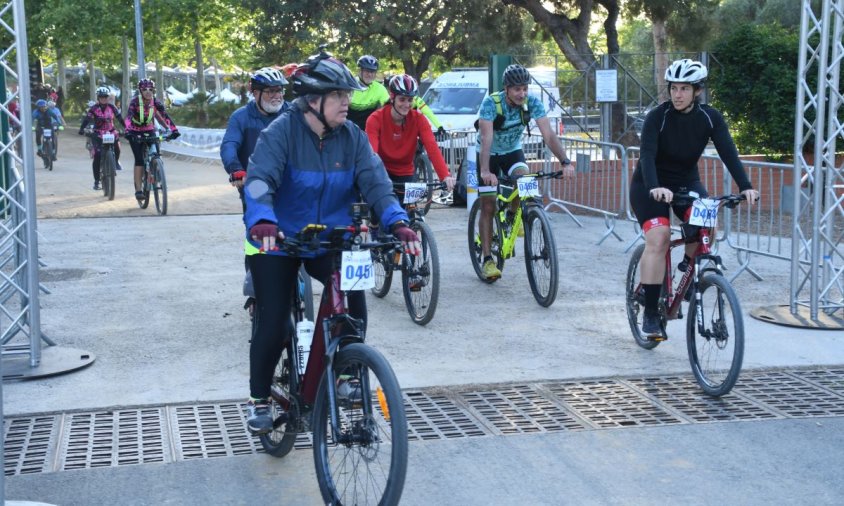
[642,312,662,337]
[246,398,272,434]
[93,182,101,191]
[116,162,123,171]
[135,191,145,201]
[336,376,362,406]
[407,274,426,291]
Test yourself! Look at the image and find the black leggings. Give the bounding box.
[247,254,367,400]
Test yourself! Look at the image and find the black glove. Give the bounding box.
[78,130,84,136]
[169,130,181,140]
[436,126,447,140]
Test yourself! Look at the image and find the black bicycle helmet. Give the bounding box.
[292,49,364,97]
[357,55,379,71]
[502,64,531,87]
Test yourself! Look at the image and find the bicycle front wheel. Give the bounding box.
[625,243,661,350]
[467,199,504,283]
[686,272,744,397]
[413,152,434,215]
[312,343,408,506]
[42,139,53,170]
[102,149,116,201]
[402,221,440,325]
[138,167,151,209]
[152,157,168,215]
[523,206,559,307]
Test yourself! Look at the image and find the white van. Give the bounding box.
[421,67,563,132]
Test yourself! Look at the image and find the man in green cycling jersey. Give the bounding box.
[476,64,574,281]
[348,55,389,130]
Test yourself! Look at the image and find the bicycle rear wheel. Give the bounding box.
[625,243,662,350]
[467,199,504,283]
[523,206,559,307]
[152,157,168,215]
[401,221,440,325]
[102,150,116,201]
[370,246,394,298]
[260,339,301,458]
[686,272,744,397]
[312,343,407,506]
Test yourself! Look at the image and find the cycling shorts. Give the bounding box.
[629,178,708,228]
[476,149,526,197]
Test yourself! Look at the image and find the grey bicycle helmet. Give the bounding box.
[503,64,531,87]
[664,59,708,85]
[357,55,379,71]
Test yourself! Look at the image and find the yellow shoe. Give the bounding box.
[482,260,501,280]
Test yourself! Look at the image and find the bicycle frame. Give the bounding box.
[662,227,722,321]
[495,179,547,259]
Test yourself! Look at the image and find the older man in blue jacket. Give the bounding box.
[220,67,291,212]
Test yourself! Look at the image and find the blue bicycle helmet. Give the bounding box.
[35,99,47,108]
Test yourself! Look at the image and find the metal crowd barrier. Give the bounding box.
[160,126,224,164]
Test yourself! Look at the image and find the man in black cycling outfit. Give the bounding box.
[630,58,759,337]
[241,48,420,434]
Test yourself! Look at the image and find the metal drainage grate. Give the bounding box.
[5,367,844,477]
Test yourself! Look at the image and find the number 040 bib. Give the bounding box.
[341,250,374,290]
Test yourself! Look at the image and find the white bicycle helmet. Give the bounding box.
[251,67,287,88]
[96,86,111,97]
[664,59,708,85]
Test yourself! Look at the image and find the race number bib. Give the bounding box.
[341,250,374,290]
[102,133,115,144]
[688,199,719,227]
[42,129,52,138]
[403,183,427,204]
[517,176,540,198]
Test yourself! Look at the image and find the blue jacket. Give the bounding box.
[220,100,290,175]
[32,108,62,129]
[243,102,408,257]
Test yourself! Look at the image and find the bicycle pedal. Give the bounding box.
[648,334,667,342]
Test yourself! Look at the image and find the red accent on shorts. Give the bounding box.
[643,217,670,233]
[683,207,693,221]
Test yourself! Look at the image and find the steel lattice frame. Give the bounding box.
[0,0,46,366]
[792,0,844,320]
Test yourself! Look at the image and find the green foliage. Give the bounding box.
[710,24,799,157]
[167,94,239,129]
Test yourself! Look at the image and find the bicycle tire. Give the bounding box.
[102,149,116,201]
[523,206,559,307]
[42,139,53,170]
[625,243,662,350]
[312,343,408,506]
[152,157,168,215]
[371,245,394,298]
[686,272,744,397]
[467,199,504,283]
[413,152,434,215]
[259,339,300,458]
[401,221,440,325]
[138,167,151,209]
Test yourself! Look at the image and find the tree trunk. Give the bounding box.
[122,36,131,118]
[210,55,222,96]
[652,19,669,103]
[56,49,66,92]
[87,43,96,102]
[194,32,206,95]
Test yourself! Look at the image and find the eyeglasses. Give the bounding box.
[326,90,352,101]
[262,88,283,95]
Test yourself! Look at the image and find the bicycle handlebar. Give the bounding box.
[497,170,565,185]
[672,192,746,209]
[276,224,402,256]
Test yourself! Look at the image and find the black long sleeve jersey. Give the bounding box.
[633,101,752,192]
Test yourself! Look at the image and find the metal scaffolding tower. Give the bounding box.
[788,0,844,328]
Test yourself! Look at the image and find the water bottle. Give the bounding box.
[296,319,315,375]
[466,145,478,211]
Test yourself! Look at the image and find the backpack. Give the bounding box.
[473,91,530,131]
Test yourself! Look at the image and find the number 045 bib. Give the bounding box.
[341,250,374,290]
